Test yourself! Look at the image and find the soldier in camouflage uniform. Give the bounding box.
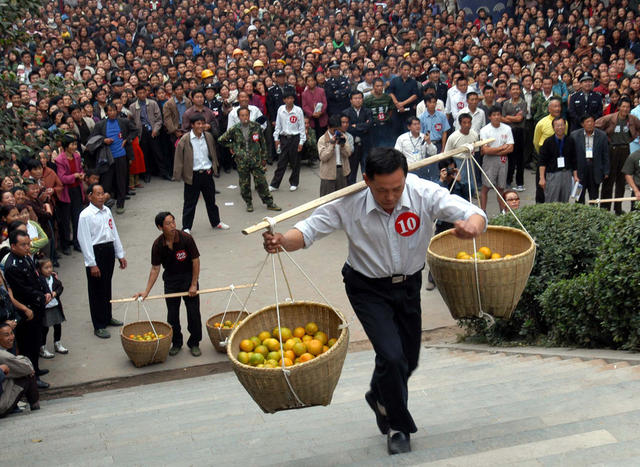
[218,107,281,212]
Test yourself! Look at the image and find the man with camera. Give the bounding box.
[394,116,437,180]
[317,115,354,196]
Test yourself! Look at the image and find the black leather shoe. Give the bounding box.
[127,190,136,196]
[36,369,49,377]
[387,431,411,455]
[365,391,389,434]
[125,195,131,200]
[36,379,50,389]
[62,247,71,256]
[143,174,151,183]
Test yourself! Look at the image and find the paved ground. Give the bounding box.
[39,159,539,389]
[5,347,640,466]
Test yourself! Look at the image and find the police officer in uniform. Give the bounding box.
[568,73,603,131]
[325,60,351,117]
[426,66,448,105]
[134,212,203,357]
[263,148,487,455]
[218,106,282,212]
[266,70,295,163]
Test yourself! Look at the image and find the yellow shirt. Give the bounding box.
[533,114,567,153]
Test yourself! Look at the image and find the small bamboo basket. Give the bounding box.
[426,225,535,319]
[206,311,249,353]
[120,321,173,367]
[227,301,349,413]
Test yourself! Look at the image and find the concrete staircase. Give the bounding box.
[4,347,640,466]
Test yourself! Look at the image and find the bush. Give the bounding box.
[459,203,615,345]
[540,211,640,350]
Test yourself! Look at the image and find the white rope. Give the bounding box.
[134,297,162,362]
[239,252,269,312]
[271,248,306,408]
[276,250,294,301]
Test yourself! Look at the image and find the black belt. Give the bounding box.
[280,134,299,138]
[611,143,629,148]
[344,263,423,285]
[93,242,114,250]
[193,168,212,174]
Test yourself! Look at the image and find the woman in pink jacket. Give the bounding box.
[54,136,84,256]
[302,74,329,136]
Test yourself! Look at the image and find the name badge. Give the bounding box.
[615,125,621,133]
[557,157,565,168]
[586,148,593,159]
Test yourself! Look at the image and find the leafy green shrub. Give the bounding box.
[459,203,615,345]
[541,211,640,350]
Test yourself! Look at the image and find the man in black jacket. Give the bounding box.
[342,91,373,184]
[91,103,136,214]
[4,231,51,388]
[569,115,610,204]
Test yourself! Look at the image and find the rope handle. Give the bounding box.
[121,297,162,362]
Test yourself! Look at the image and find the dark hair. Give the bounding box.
[189,112,205,124]
[36,256,52,270]
[458,113,472,124]
[580,114,595,123]
[9,229,28,245]
[135,84,147,92]
[619,96,633,107]
[0,322,11,331]
[86,183,102,196]
[466,91,478,99]
[364,148,408,180]
[552,116,566,127]
[489,106,502,116]
[61,134,77,150]
[154,211,174,228]
[438,157,457,170]
[406,116,420,126]
[105,102,117,112]
[0,205,16,220]
[8,220,26,235]
[328,114,342,129]
[26,158,42,171]
[237,106,250,115]
[350,90,363,99]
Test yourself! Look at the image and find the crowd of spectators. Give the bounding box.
[3,0,640,416]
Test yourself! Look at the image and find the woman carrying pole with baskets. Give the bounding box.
[262,148,487,455]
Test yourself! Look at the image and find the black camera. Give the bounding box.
[446,167,456,176]
[334,130,346,145]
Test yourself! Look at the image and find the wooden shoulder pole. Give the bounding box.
[110,283,256,303]
[588,197,639,204]
[242,138,494,235]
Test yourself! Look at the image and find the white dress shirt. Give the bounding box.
[394,131,437,163]
[226,104,267,130]
[453,106,486,134]
[445,86,468,120]
[190,130,212,170]
[416,98,445,117]
[273,104,306,144]
[294,173,487,278]
[77,203,125,267]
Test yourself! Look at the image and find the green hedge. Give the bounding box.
[459,203,615,345]
[540,211,640,350]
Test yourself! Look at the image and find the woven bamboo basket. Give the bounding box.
[426,225,535,320]
[227,301,349,413]
[120,321,173,368]
[206,310,249,353]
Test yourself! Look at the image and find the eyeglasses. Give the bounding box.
[506,197,520,202]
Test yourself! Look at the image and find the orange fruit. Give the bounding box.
[249,353,265,366]
[307,339,323,356]
[293,327,306,338]
[292,337,302,344]
[284,349,296,362]
[213,322,221,328]
[490,252,502,260]
[305,322,318,335]
[314,331,328,345]
[299,353,314,363]
[267,351,281,362]
[327,338,337,347]
[237,352,250,364]
[272,327,293,340]
[224,320,233,327]
[504,254,513,258]
[302,335,313,343]
[258,331,272,342]
[478,246,492,258]
[278,357,293,367]
[129,334,135,339]
[455,251,469,259]
[283,338,296,351]
[239,339,254,352]
[254,345,268,357]
[322,345,329,353]
[292,342,307,357]
[250,336,262,348]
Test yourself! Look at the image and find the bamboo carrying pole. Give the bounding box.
[110,283,256,303]
[588,197,640,204]
[242,138,495,235]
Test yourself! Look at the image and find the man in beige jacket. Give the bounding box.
[173,113,229,233]
[0,323,40,417]
[318,114,353,196]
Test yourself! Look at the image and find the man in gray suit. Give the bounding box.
[570,115,610,204]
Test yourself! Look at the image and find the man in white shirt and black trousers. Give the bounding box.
[263,148,487,455]
[173,113,230,233]
[269,88,306,192]
[77,184,128,339]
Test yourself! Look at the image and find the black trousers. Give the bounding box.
[100,156,129,208]
[164,275,201,348]
[347,143,365,185]
[85,242,115,330]
[578,162,601,204]
[342,264,421,434]
[535,163,545,204]
[601,144,629,213]
[57,185,83,249]
[182,170,220,230]
[140,127,169,177]
[15,314,42,374]
[1,375,39,417]
[42,323,62,344]
[270,134,301,188]
[507,127,525,187]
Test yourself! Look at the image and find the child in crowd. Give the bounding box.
[38,257,67,358]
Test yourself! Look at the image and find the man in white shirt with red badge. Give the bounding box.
[263,148,486,456]
[270,89,306,192]
[77,184,127,339]
[395,116,437,180]
[479,106,514,212]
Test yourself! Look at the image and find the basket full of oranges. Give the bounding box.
[426,225,535,320]
[121,321,173,367]
[227,301,349,413]
[206,310,249,353]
